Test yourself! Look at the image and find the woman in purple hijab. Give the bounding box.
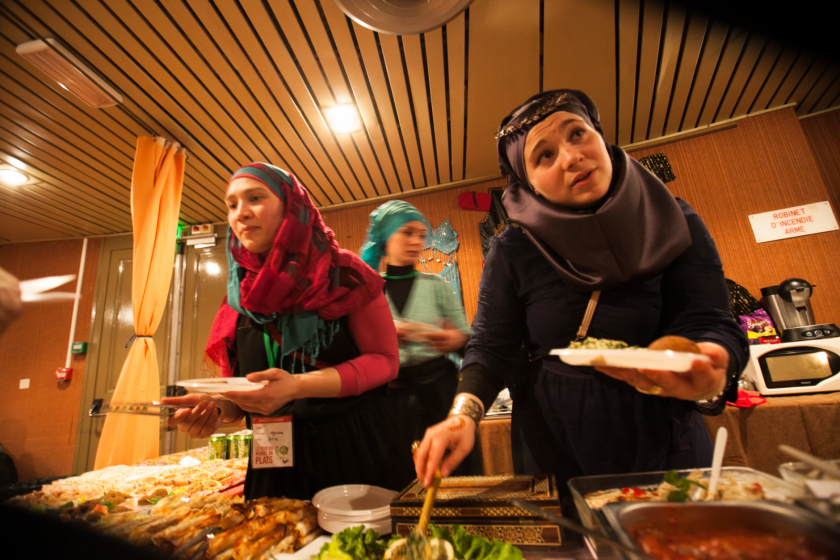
[413,90,748,490]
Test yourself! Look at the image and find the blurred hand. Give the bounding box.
[162,394,225,439]
[0,267,22,335]
[595,341,729,401]
[222,368,300,416]
[394,321,410,342]
[414,414,476,487]
[422,320,468,353]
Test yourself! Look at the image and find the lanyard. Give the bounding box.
[264,327,279,369]
[381,270,417,280]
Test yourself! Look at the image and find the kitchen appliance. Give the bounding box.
[746,278,840,395]
[760,278,838,342]
[743,338,840,395]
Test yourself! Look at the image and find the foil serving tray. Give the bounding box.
[601,501,840,560]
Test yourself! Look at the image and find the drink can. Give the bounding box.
[239,431,252,459]
[228,434,241,459]
[208,433,228,460]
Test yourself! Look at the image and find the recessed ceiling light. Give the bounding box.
[0,168,29,186]
[16,38,122,109]
[324,105,363,133]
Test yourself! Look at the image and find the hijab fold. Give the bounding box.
[497,90,691,291]
[206,163,383,376]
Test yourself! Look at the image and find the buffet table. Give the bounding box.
[478,392,840,476]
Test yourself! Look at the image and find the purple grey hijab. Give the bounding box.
[497,89,691,291]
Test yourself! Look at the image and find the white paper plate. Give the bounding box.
[550,348,709,372]
[312,484,397,519]
[176,377,267,393]
[316,511,392,535]
[274,534,330,560]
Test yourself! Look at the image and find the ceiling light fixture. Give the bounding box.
[324,105,363,133]
[0,168,28,186]
[16,38,122,108]
[0,165,35,187]
[333,0,475,35]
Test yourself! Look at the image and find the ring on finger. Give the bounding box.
[635,384,664,396]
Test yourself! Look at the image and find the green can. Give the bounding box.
[208,433,228,460]
[228,434,241,459]
[238,431,252,459]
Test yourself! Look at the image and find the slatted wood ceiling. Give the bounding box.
[0,0,837,243]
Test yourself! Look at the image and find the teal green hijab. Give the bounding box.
[360,200,430,270]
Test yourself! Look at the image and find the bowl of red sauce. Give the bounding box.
[601,501,840,560]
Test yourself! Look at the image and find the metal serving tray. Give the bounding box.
[601,501,840,560]
[567,467,805,534]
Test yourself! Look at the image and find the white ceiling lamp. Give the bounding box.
[333,0,474,35]
[16,38,122,108]
[324,105,363,133]
[0,165,34,186]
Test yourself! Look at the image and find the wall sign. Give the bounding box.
[749,201,839,244]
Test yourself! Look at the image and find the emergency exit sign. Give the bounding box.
[749,201,838,244]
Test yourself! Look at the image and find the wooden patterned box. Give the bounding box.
[389,474,562,546]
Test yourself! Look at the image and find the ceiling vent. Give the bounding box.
[16,38,122,108]
[333,0,474,35]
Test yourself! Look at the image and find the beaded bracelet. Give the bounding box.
[449,395,484,427]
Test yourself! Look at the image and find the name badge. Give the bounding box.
[251,416,293,469]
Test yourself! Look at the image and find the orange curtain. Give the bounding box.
[95,137,185,469]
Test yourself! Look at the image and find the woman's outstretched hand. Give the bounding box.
[223,368,300,415]
[414,414,476,487]
[594,341,729,401]
[162,394,226,439]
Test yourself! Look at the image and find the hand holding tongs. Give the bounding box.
[19,274,78,302]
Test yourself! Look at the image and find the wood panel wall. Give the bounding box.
[0,238,101,481]
[322,179,506,323]
[324,107,840,329]
[629,108,840,326]
[800,110,840,228]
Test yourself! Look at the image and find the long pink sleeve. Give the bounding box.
[335,292,400,397]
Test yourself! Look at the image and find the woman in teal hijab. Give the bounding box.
[361,201,474,463]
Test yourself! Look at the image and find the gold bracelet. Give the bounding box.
[449,396,483,427]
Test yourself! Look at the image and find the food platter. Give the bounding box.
[550,348,709,372]
[567,467,805,534]
[176,377,266,393]
[283,534,331,560]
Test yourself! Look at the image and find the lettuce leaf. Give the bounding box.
[433,525,522,560]
[317,526,387,560]
[318,525,522,560]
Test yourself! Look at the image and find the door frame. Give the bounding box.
[71,234,178,473]
[72,235,125,474]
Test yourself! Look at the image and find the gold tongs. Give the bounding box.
[89,400,192,417]
[411,441,443,536]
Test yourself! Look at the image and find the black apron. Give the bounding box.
[389,356,483,476]
[234,315,415,500]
